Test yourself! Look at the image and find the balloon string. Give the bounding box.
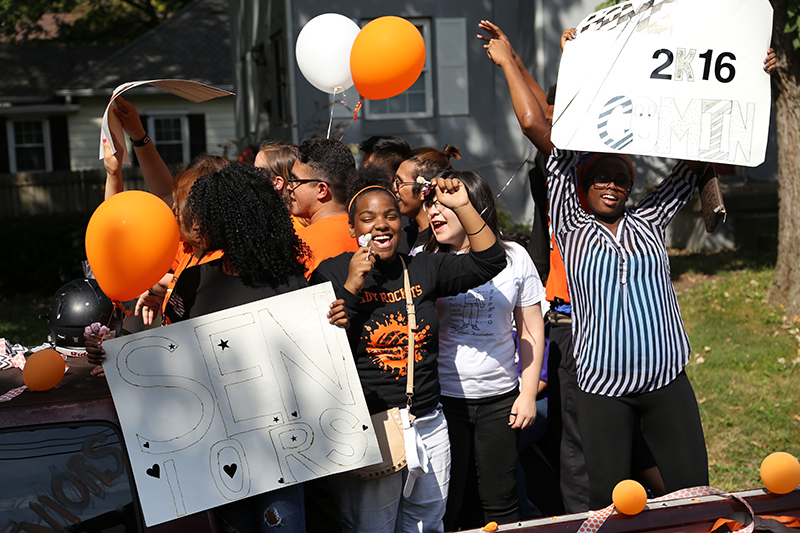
[97,301,129,348]
[326,90,337,139]
[338,96,364,143]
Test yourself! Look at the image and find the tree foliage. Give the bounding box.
[0,0,192,46]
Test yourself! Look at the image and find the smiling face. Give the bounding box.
[584,156,633,224]
[426,198,468,252]
[349,191,402,265]
[393,160,424,219]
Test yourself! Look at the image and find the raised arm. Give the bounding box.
[112,96,174,205]
[103,126,124,200]
[483,37,554,153]
[477,20,550,116]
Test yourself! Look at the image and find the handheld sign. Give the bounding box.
[101,283,380,527]
[551,0,773,167]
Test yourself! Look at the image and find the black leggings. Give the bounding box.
[576,371,709,509]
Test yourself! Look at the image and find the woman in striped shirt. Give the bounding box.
[482,36,718,508]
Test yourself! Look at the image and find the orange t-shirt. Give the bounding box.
[291,215,308,233]
[297,213,358,278]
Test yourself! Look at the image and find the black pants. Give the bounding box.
[576,370,709,509]
[546,320,590,513]
[441,390,520,530]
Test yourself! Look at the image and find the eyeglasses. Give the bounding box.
[422,198,446,212]
[286,178,321,191]
[589,175,633,193]
[393,175,416,189]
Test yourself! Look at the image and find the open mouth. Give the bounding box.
[431,220,447,232]
[600,193,619,206]
[371,234,394,249]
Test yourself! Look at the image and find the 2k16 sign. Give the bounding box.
[551,0,773,167]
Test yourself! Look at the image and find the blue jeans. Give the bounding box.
[331,406,450,533]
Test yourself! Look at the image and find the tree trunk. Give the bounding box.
[767,0,800,320]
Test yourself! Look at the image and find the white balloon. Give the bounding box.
[295,13,361,94]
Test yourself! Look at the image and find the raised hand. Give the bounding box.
[561,28,577,51]
[764,48,776,73]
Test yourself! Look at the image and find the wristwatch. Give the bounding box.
[131,133,150,147]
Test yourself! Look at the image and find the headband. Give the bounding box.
[347,185,395,212]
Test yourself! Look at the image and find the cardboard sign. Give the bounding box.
[101,283,380,526]
[551,0,773,167]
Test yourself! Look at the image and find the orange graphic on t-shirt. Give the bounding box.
[362,313,430,378]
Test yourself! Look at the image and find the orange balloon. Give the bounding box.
[23,349,66,391]
[612,479,647,515]
[85,190,179,302]
[350,16,425,100]
[761,452,800,494]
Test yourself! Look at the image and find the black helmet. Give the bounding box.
[46,279,123,355]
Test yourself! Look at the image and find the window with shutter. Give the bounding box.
[147,113,190,166]
[6,119,52,172]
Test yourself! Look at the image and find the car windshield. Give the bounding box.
[0,422,140,532]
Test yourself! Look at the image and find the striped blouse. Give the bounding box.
[547,149,699,397]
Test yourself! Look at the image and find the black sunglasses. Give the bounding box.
[589,175,633,193]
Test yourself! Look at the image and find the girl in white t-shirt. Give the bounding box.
[424,169,546,530]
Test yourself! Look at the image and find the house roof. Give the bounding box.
[62,0,233,94]
[0,45,118,101]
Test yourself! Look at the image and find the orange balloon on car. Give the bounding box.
[761,452,800,494]
[350,16,426,100]
[23,349,66,391]
[85,190,179,302]
[612,479,647,515]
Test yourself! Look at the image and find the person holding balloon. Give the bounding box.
[87,162,348,533]
[133,155,230,326]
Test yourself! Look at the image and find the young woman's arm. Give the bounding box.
[431,176,497,252]
[511,302,545,429]
[483,36,554,153]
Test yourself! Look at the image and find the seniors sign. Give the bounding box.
[101,283,380,526]
[551,0,773,167]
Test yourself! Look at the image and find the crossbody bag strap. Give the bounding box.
[398,256,416,404]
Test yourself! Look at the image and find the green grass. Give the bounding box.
[1,249,798,493]
[0,293,51,347]
[673,250,800,491]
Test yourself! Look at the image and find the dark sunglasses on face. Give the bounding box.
[589,175,634,193]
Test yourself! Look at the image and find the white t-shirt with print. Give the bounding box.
[437,241,546,399]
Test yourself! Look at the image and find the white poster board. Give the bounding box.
[98,79,234,164]
[101,283,380,526]
[551,0,773,167]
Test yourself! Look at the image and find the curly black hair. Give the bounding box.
[186,162,310,287]
[297,138,355,205]
[346,165,397,224]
